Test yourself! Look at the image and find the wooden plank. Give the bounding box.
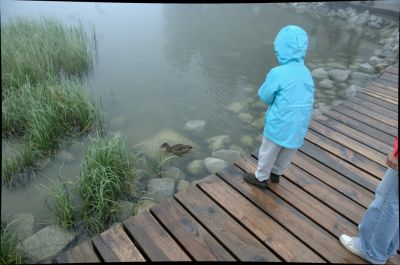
[323,110,395,146]
[380,72,398,83]
[370,79,398,91]
[333,106,398,136]
[367,84,398,98]
[292,152,374,209]
[361,90,398,105]
[355,92,398,112]
[309,120,388,167]
[347,96,398,120]
[55,239,100,263]
[150,198,236,261]
[305,130,386,179]
[92,223,145,262]
[385,66,398,75]
[339,101,398,128]
[123,211,191,261]
[375,77,399,88]
[211,166,368,263]
[175,186,280,262]
[233,157,358,237]
[299,140,380,193]
[314,114,393,155]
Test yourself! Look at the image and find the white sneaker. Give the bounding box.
[339,235,364,257]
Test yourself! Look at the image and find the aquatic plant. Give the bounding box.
[1,16,97,94]
[76,132,139,234]
[2,78,101,187]
[0,221,33,265]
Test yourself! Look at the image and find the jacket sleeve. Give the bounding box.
[258,69,280,105]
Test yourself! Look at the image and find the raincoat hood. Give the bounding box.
[274,25,308,65]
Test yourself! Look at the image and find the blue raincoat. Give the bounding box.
[258,25,314,148]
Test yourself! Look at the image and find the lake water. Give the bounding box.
[1,1,397,236]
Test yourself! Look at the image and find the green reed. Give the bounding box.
[0,221,33,265]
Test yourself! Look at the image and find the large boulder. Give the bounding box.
[328,69,349,82]
[318,79,334,89]
[186,159,207,176]
[19,225,76,262]
[311,68,328,80]
[211,149,241,164]
[184,120,206,134]
[147,178,176,202]
[207,135,231,151]
[133,128,198,160]
[203,157,228,174]
[9,213,34,241]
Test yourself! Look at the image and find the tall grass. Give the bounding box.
[0,221,33,265]
[1,17,100,187]
[1,17,97,94]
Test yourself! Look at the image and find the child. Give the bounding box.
[243,25,314,188]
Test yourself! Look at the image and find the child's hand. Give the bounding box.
[386,153,398,170]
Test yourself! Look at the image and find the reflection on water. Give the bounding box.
[1,0,397,240]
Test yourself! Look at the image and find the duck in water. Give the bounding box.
[160,142,193,157]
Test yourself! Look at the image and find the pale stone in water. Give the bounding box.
[211,149,241,164]
[369,56,383,67]
[229,144,246,156]
[318,79,334,89]
[328,69,349,82]
[162,167,186,181]
[147,178,176,202]
[238,112,254,124]
[311,68,328,80]
[184,120,206,133]
[240,135,253,147]
[351,72,371,83]
[359,63,374,74]
[204,157,228,174]
[356,10,370,26]
[19,225,76,262]
[186,159,206,176]
[177,180,190,192]
[226,101,248,113]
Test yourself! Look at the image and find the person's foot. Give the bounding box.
[270,172,280,183]
[243,173,268,189]
[339,235,383,264]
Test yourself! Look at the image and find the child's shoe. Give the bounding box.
[270,172,280,183]
[243,173,268,189]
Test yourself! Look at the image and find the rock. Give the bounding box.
[240,135,253,147]
[56,150,75,162]
[351,72,371,83]
[369,56,383,67]
[252,100,267,111]
[251,117,265,129]
[177,180,190,192]
[203,157,228,174]
[327,69,349,82]
[191,179,202,187]
[116,200,134,221]
[238,112,254,124]
[332,99,344,106]
[136,199,156,214]
[9,213,34,241]
[345,85,361,97]
[226,101,248,113]
[348,14,359,24]
[184,120,206,134]
[211,149,241,164]
[147,178,176,202]
[318,79,334,89]
[356,10,370,26]
[162,167,185,182]
[359,63,374,74]
[19,225,76,261]
[228,144,246,156]
[207,135,230,151]
[134,128,198,160]
[186,160,206,176]
[311,68,328,80]
[337,9,347,19]
[375,63,389,72]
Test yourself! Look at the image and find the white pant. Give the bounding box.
[255,136,297,182]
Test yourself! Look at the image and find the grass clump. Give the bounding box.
[0,221,32,265]
[1,16,97,93]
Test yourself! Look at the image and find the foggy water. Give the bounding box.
[1,1,396,234]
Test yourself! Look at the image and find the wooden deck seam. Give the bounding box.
[120,222,151,261]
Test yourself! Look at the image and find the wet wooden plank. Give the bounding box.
[175,186,280,262]
[211,167,367,263]
[355,92,398,112]
[339,101,398,128]
[380,72,398,83]
[323,110,395,146]
[385,65,398,75]
[375,77,398,88]
[55,239,100,263]
[314,114,392,155]
[92,223,145,262]
[309,120,388,167]
[305,130,386,180]
[234,157,358,237]
[347,96,398,120]
[292,152,374,209]
[361,89,398,105]
[123,211,191,261]
[366,84,398,98]
[333,106,398,136]
[299,140,379,193]
[150,198,236,261]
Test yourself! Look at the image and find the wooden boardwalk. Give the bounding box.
[55,65,399,263]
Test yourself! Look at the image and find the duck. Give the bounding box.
[160,142,193,156]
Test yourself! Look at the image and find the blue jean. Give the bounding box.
[359,168,399,264]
